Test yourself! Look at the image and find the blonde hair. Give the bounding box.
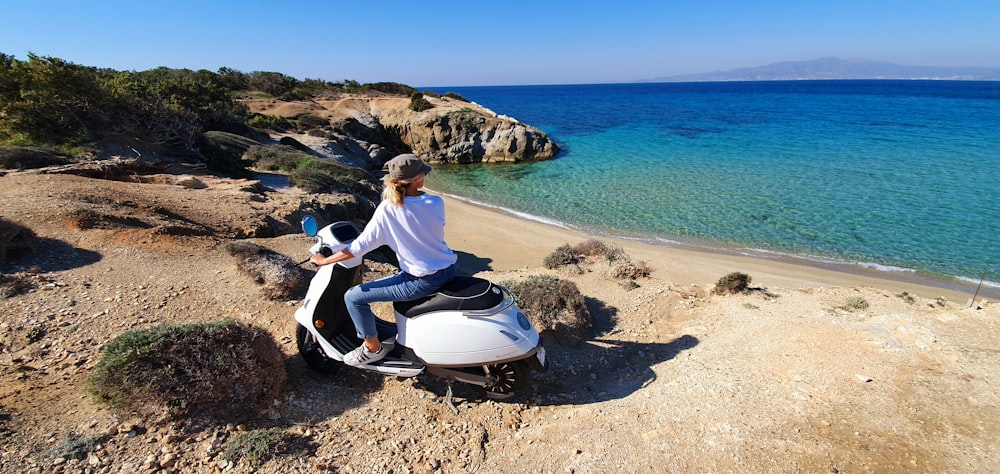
[381,175,412,206]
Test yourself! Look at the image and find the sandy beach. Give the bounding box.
[439,192,981,304]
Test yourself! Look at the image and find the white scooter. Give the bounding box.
[293,215,547,403]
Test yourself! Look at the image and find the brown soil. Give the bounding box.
[1,169,998,473]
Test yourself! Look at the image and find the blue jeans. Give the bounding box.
[344,265,456,339]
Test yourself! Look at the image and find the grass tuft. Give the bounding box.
[221,428,312,469]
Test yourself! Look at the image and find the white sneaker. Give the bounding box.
[343,343,386,366]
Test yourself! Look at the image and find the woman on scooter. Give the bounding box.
[309,153,458,366]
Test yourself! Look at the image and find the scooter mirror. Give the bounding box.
[300,215,319,237]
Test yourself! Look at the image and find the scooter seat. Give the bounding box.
[394,276,505,318]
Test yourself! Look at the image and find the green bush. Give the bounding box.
[288,157,376,198]
[408,92,434,112]
[247,113,294,132]
[713,272,752,295]
[444,92,469,102]
[0,53,426,157]
[362,82,417,95]
[505,275,592,346]
[87,319,286,420]
[244,145,310,172]
[294,113,329,130]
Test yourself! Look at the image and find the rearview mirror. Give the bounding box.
[300,215,318,237]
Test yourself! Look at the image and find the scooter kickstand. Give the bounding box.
[444,380,459,415]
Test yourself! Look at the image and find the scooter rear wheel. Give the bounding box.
[296,324,340,375]
[483,360,529,400]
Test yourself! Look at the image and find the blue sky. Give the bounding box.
[2,1,998,87]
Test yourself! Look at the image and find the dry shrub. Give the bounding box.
[713,272,752,295]
[573,239,612,257]
[87,319,286,420]
[226,241,308,300]
[504,275,592,346]
[542,244,581,271]
[0,217,39,263]
[608,259,651,281]
[842,296,870,312]
[543,239,649,283]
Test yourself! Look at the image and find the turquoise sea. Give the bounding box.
[426,81,1000,297]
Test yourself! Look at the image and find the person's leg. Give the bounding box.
[342,265,455,365]
[345,266,456,339]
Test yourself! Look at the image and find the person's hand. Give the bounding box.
[309,253,327,266]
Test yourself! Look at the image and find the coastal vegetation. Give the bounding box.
[87,319,286,419]
[713,271,752,295]
[504,274,592,346]
[841,295,870,311]
[220,428,312,469]
[408,92,434,111]
[544,239,651,285]
[0,52,428,173]
[225,241,310,300]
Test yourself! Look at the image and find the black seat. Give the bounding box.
[393,276,505,318]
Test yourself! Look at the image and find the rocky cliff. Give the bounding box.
[244,94,560,168]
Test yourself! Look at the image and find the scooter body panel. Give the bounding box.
[396,307,541,366]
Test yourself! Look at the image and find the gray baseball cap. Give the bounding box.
[383,153,432,181]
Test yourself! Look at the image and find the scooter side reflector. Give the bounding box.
[314,320,325,329]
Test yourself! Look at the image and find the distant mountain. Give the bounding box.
[648,57,1000,82]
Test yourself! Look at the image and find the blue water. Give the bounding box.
[426,81,1000,294]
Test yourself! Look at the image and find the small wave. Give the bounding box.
[855,261,918,273]
[956,275,1000,289]
[432,190,572,230]
[738,248,918,274]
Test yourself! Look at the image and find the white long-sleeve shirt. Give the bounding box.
[347,193,457,277]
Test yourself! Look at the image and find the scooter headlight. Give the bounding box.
[517,311,531,330]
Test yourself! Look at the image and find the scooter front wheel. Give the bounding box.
[483,360,529,400]
[296,324,340,375]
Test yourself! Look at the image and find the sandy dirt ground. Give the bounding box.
[1,170,998,473]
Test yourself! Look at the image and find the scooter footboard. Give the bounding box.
[426,366,490,387]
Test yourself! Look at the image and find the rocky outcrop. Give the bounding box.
[380,105,561,164]
[246,95,560,167]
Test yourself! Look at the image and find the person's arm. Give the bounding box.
[310,248,355,266]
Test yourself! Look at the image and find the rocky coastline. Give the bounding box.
[241,93,560,170]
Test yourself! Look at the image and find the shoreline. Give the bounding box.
[438,191,993,304]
